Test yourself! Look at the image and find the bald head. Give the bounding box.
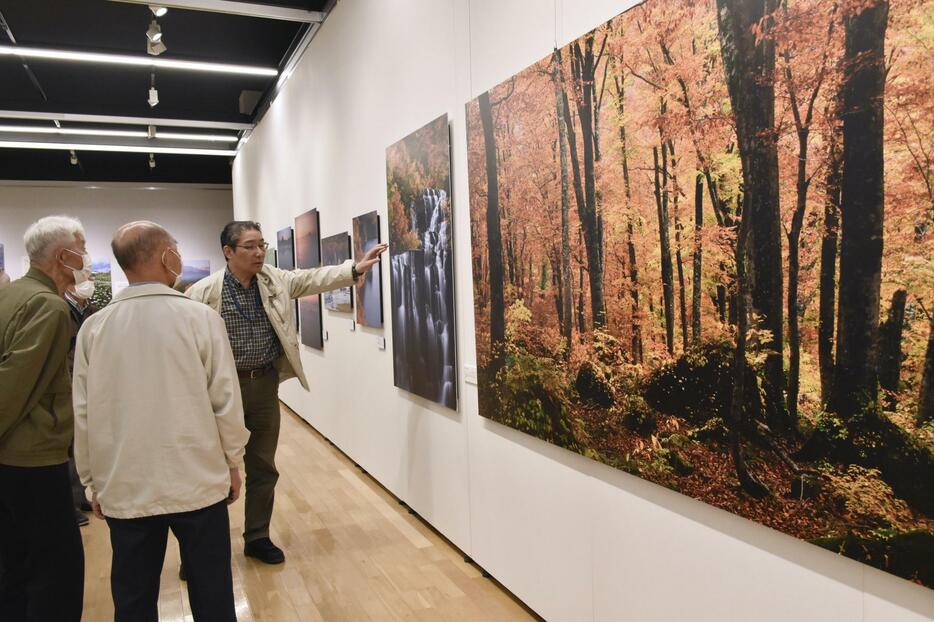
[112,221,181,286]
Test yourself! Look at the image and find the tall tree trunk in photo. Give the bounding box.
[819,124,842,405]
[669,141,689,352]
[578,231,587,340]
[654,144,676,355]
[878,289,907,408]
[479,91,506,377]
[615,72,643,363]
[828,0,888,419]
[717,0,788,431]
[570,36,607,329]
[553,55,574,350]
[782,0,836,421]
[730,205,770,497]
[919,313,934,424]
[786,132,809,424]
[693,175,704,342]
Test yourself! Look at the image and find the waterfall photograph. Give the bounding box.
[353,211,384,328]
[467,0,933,587]
[386,114,458,410]
[321,232,353,312]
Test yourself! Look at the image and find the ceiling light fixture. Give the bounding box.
[149,153,156,169]
[0,125,238,142]
[146,20,162,43]
[69,150,78,165]
[148,73,159,108]
[0,140,237,156]
[149,5,167,17]
[0,125,145,138]
[147,39,166,56]
[0,45,278,77]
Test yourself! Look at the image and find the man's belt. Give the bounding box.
[237,365,273,380]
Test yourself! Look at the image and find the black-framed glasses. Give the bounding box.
[235,242,269,251]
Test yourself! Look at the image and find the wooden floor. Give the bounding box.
[81,405,536,621]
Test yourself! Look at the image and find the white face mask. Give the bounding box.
[63,249,96,299]
[163,248,183,289]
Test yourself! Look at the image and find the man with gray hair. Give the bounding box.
[0,215,89,621]
[74,221,249,621]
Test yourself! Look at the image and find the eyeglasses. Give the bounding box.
[235,242,269,251]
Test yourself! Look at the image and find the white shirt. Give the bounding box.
[73,283,250,519]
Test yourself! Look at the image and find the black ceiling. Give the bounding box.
[0,0,330,183]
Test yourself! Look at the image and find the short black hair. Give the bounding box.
[220,221,262,250]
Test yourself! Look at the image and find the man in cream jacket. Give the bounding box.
[73,221,250,622]
[186,221,385,564]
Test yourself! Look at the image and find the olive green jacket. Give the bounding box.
[0,268,73,467]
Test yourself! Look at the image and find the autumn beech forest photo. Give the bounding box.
[466,0,933,586]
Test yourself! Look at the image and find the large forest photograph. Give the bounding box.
[466,0,934,586]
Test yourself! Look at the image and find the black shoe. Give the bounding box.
[179,564,186,582]
[244,538,285,564]
[76,509,89,527]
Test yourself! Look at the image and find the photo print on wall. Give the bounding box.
[277,225,299,330]
[386,113,458,411]
[177,260,210,292]
[89,259,112,308]
[295,209,324,350]
[466,0,934,587]
[321,232,353,313]
[352,211,384,328]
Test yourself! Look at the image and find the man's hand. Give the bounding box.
[228,467,242,504]
[91,491,104,520]
[355,243,388,277]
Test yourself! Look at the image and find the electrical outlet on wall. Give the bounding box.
[377,336,386,350]
[464,365,477,385]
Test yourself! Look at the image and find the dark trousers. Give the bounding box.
[0,462,85,622]
[107,500,235,622]
[240,368,281,543]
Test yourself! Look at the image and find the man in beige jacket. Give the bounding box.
[187,220,385,564]
[73,221,250,622]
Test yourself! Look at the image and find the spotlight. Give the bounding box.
[149,153,156,169]
[148,73,159,108]
[146,20,162,43]
[69,150,78,165]
[147,39,166,56]
[147,124,156,139]
[150,5,168,17]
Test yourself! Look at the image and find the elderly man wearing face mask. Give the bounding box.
[73,221,249,622]
[0,215,89,622]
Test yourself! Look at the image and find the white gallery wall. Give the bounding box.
[0,181,232,284]
[231,0,934,620]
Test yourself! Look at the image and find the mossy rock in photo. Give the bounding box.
[498,351,579,451]
[575,360,614,407]
[644,339,762,427]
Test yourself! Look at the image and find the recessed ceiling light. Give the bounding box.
[149,5,167,17]
[0,45,278,77]
[0,140,237,156]
[146,20,162,43]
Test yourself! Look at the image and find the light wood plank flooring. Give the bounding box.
[81,405,537,621]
